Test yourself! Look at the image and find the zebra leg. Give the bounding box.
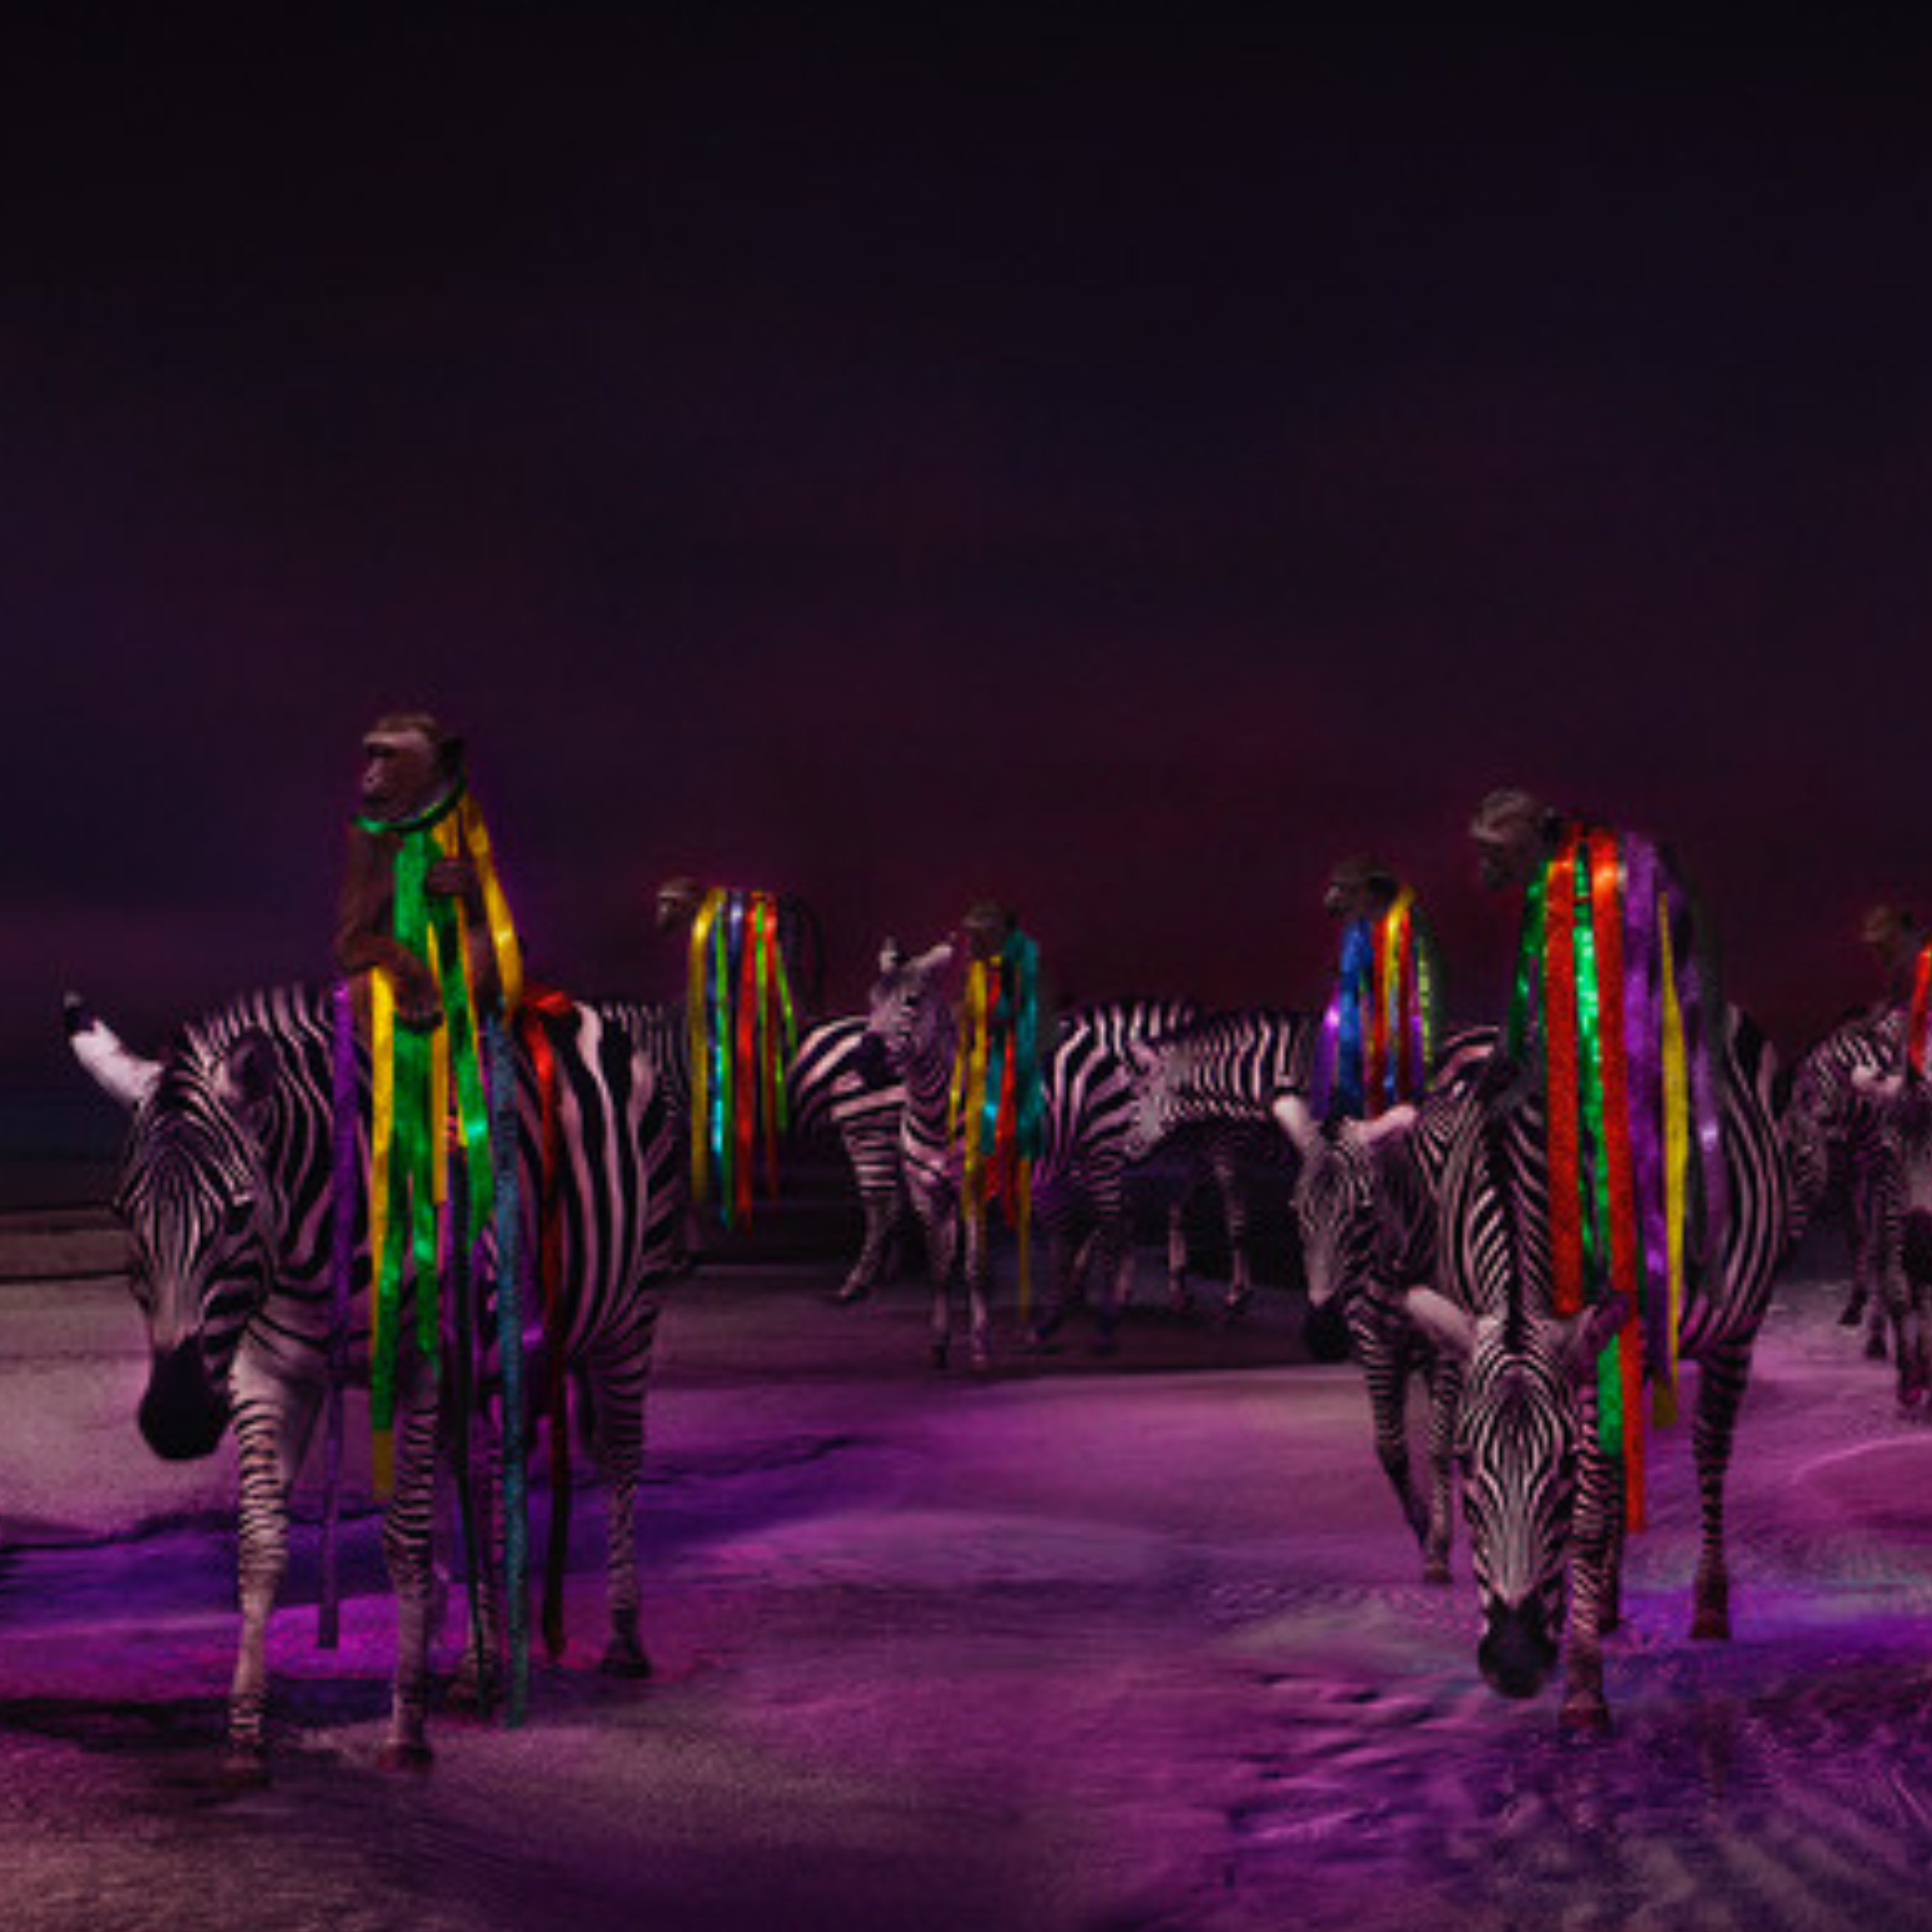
[378,1371,444,1771]
[962,1209,993,1369]
[447,1426,507,1716]
[836,1181,900,1303]
[1351,1312,1429,1560]
[224,1355,322,1778]
[1422,1353,1461,1586]
[1559,1447,1624,1734]
[1689,1343,1754,1640]
[921,1200,959,1366]
[1165,1197,1194,1311]
[583,1315,658,1677]
[1215,1148,1253,1318]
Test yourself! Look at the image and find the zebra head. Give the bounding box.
[1274,1094,1416,1363]
[1410,1284,1628,1700]
[68,998,284,1461]
[862,940,956,1084]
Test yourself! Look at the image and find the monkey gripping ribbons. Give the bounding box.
[1507,824,1727,1532]
[685,887,801,1228]
[1313,884,1437,1121]
[352,781,523,1498]
[948,927,1046,1317]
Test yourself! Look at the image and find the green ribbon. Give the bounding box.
[1508,867,1549,1067]
[1569,853,1622,1457]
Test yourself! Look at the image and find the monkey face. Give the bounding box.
[361,727,444,823]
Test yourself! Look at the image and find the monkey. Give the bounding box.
[335,711,504,1028]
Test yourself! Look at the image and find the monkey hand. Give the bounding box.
[425,856,485,912]
[392,965,446,1031]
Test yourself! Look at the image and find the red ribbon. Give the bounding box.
[1545,834,1585,1318]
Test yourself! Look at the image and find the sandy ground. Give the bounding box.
[5,1194,1932,1932]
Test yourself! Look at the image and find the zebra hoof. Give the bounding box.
[444,1668,502,1717]
[600,1641,654,1681]
[1690,1609,1731,1641]
[1866,1331,1889,1362]
[376,1739,435,1774]
[219,1747,271,1790]
[929,1339,951,1371]
[1838,1296,1866,1328]
[1421,1559,1451,1587]
[1558,1697,1612,1739]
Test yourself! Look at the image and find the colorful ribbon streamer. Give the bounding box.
[948,929,1045,1315]
[1314,886,1437,1120]
[1516,822,1724,1529]
[685,887,800,1228]
[355,780,523,1497]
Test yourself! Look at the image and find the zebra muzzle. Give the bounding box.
[138,1342,230,1461]
[1478,1601,1559,1700]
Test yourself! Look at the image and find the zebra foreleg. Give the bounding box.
[918,1199,960,1366]
[1689,1344,1753,1641]
[1354,1322,1429,1549]
[378,1377,444,1771]
[1421,1352,1461,1586]
[836,1182,902,1304]
[1559,1446,1624,1735]
[961,1209,994,1369]
[224,1358,322,1778]
[1214,1148,1253,1319]
[1165,1197,1194,1311]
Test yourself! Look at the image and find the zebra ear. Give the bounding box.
[65,994,162,1111]
[1405,1286,1476,1361]
[879,938,903,973]
[1271,1090,1320,1155]
[217,1032,278,1130]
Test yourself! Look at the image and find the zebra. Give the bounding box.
[1835,1050,1932,1408]
[1124,1005,1321,1313]
[1784,1005,1907,1357]
[1270,1026,1498,1583]
[786,1012,912,1303]
[1406,1006,1791,1733]
[616,996,910,1301]
[860,944,1179,1366]
[66,981,682,1774]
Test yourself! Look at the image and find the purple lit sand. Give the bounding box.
[5,1214,1932,1932]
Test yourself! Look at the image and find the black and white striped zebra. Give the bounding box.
[66,982,682,1773]
[626,998,910,1300]
[1407,1006,1791,1733]
[786,1013,911,1302]
[1785,1005,1907,1358]
[1124,1005,1321,1311]
[1271,1027,1498,1582]
[861,944,1184,1365]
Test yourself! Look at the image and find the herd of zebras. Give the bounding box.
[57,917,1932,1768]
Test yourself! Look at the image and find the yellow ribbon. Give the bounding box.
[1658,898,1689,1425]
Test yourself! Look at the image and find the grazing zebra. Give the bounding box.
[66,982,682,1774]
[1271,1027,1498,1583]
[1784,1006,1906,1357]
[1124,1005,1321,1311]
[1407,1006,1791,1733]
[861,945,1182,1365]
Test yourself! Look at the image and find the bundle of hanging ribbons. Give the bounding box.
[948,930,1046,1317]
[684,887,800,1227]
[1314,886,1435,1121]
[1909,940,1932,1077]
[1508,823,1729,1531]
[326,779,557,1724]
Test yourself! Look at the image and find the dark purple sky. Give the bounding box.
[8,12,1932,1121]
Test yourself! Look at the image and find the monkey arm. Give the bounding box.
[335,825,443,1026]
